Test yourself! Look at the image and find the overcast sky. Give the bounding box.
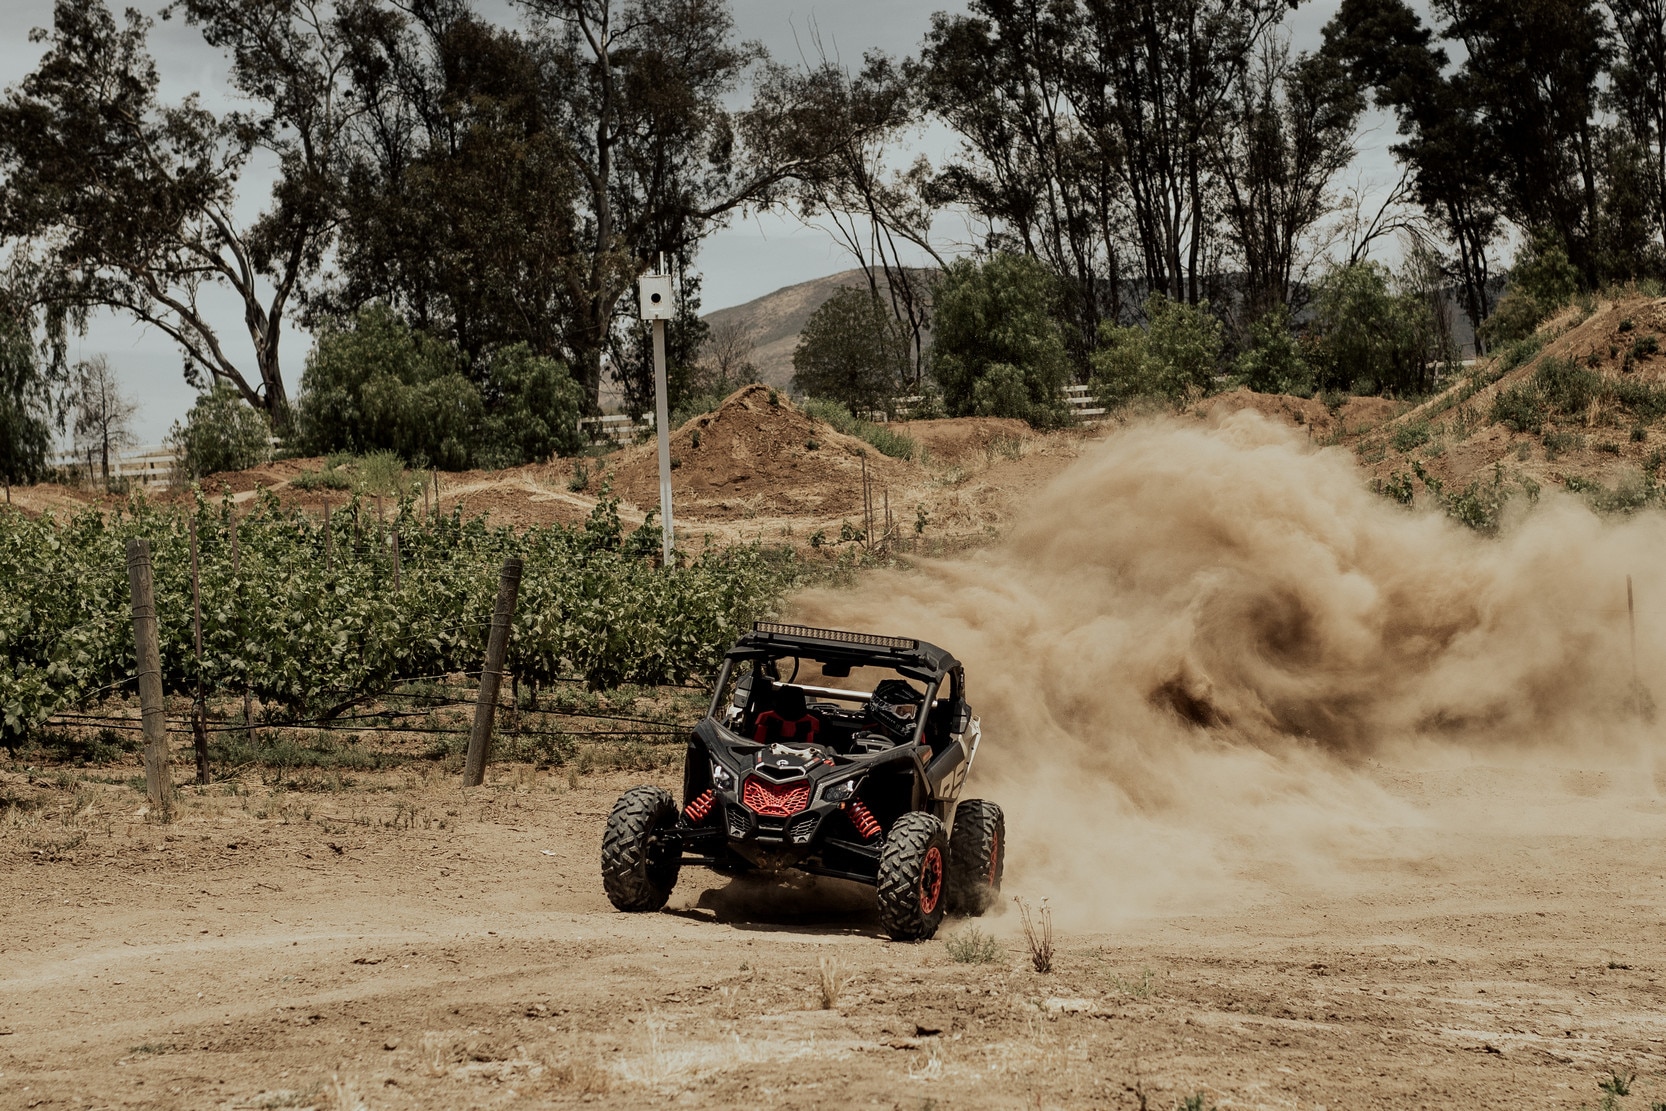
[2,0,1399,443]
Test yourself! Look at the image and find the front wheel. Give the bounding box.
[947,799,1005,915]
[876,812,949,941]
[601,786,681,912]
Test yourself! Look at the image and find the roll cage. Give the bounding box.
[707,622,969,749]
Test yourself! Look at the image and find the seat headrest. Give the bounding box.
[774,684,808,720]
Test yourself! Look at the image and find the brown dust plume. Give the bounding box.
[791,411,1666,922]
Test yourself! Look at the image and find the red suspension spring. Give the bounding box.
[685,789,714,822]
[847,798,881,840]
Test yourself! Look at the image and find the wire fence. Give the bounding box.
[41,668,701,757]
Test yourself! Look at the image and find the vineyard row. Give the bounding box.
[1,490,804,745]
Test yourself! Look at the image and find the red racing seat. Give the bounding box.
[752,685,820,745]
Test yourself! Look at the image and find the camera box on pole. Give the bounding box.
[638,274,676,321]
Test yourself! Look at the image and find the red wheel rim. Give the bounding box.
[920,845,944,914]
[987,830,1000,885]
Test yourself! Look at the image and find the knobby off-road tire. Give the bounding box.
[601,786,681,912]
[947,798,1005,916]
[877,812,949,941]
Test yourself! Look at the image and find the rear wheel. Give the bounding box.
[876,812,949,941]
[947,799,1005,916]
[601,786,681,912]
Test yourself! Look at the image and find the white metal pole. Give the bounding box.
[652,316,674,565]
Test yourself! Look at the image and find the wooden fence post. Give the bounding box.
[126,538,172,819]
[189,520,209,784]
[392,528,401,591]
[463,557,524,787]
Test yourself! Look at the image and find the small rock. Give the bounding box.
[384,1040,399,1051]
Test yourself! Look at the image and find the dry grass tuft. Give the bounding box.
[325,1072,370,1111]
[545,1056,612,1093]
[817,955,850,1009]
[1015,897,1054,973]
[944,927,1005,964]
[419,1032,455,1077]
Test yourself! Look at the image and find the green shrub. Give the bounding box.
[475,344,586,466]
[295,306,581,469]
[1392,421,1433,453]
[351,451,414,497]
[1480,289,1550,347]
[1308,261,1442,395]
[970,362,1034,418]
[168,382,273,479]
[1532,357,1600,415]
[1093,294,1226,405]
[1542,429,1581,458]
[1481,231,1581,346]
[1496,334,1546,372]
[931,254,1072,427]
[290,466,351,491]
[1233,305,1313,395]
[1610,379,1666,421]
[1491,384,1546,433]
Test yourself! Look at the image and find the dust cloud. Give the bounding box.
[791,411,1666,924]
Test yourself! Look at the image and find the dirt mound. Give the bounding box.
[609,384,915,523]
[1205,389,1402,439]
[891,416,1034,462]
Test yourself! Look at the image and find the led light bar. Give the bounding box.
[752,621,917,651]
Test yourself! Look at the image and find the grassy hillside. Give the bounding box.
[1349,293,1666,516]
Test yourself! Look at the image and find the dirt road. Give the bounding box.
[5,756,1666,1111]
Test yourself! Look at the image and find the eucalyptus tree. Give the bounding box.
[0,0,359,420]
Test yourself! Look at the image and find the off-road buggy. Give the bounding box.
[601,621,1004,940]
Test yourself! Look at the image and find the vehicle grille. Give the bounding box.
[724,808,750,839]
[742,776,811,817]
[788,813,819,844]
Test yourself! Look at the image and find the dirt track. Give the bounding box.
[6,758,1666,1110]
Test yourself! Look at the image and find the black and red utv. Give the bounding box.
[601,622,1004,940]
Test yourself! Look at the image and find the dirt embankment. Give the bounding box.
[8,388,1084,550]
[1345,294,1666,493]
[606,384,913,523]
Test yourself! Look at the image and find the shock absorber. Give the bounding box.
[847,798,881,840]
[685,789,714,822]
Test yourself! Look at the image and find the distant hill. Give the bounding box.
[702,267,935,392]
[701,268,871,391]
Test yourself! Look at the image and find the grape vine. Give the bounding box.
[0,490,803,743]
